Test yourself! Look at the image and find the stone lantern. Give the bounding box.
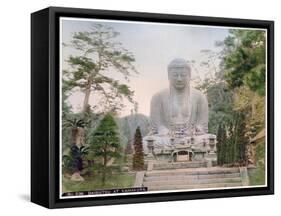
[208,134,216,153]
[146,136,155,158]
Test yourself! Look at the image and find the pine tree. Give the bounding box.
[132,127,144,171]
[90,113,121,185]
[63,24,137,114]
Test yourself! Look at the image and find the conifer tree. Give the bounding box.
[217,123,226,166]
[90,113,121,185]
[235,113,247,163]
[63,24,137,114]
[132,127,144,171]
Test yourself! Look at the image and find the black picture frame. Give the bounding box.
[31,6,274,208]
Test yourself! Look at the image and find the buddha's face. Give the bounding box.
[168,66,190,90]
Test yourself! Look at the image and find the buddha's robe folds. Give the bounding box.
[150,87,208,135]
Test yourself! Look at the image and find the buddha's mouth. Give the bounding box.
[175,83,185,87]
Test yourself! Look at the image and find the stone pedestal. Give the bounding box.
[143,133,217,167]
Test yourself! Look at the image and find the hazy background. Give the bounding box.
[1,0,280,215]
[61,18,229,117]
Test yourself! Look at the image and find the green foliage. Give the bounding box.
[233,86,265,136]
[248,141,265,185]
[61,80,73,151]
[216,113,247,166]
[62,116,89,149]
[224,30,266,96]
[63,116,88,128]
[234,113,248,163]
[63,146,89,173]
[216,124,226,165]
[63,24,138,113]
[196,29,266,167]
[62,78,72,118]
[132,127,145,171]
[89,113,122,185]
[198,80,234,134]
[90,114,121,159]
[62,173,135,192]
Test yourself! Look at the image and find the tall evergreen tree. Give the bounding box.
[89,113,121,185]
[235,113,247,163]
[63,24,137,114]
[217,123,226,166]
[224,30,266,96]
[132,127,144,171]
[195,29,265,168]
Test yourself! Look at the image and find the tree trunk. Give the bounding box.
[82,73,94,114]
[82,87,91,113]
[102,148,107,186]
[71,127,79,145]
[251,92,258,119]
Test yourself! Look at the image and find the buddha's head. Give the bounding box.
[168,58,191,90]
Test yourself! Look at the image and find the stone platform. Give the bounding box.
[141,166,249,191]
[144,133,217,165]
[152,161,208,170]
[134,161,249,191]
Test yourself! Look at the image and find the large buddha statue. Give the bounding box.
[143,58,216,162]
[150,58,208,136]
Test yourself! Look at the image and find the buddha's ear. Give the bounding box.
[186,66,192,78]
[167,69,173,80]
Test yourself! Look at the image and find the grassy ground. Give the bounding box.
[63,172,135,193]
[248,141,265,186]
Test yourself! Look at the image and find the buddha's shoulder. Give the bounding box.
[190,87,207,100]
[151,89,169,101]
[151,88,206,100]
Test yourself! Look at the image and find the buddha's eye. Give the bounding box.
[173,73,187,78]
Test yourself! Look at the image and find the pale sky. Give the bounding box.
[61,18,230,117]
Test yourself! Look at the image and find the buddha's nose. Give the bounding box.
[177,74,182,81]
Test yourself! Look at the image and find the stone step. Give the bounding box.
[144,172,241,182]
[145,167,240,177]
[145,182,243,191]
[153,161,207,170]
[143,177,242,187]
